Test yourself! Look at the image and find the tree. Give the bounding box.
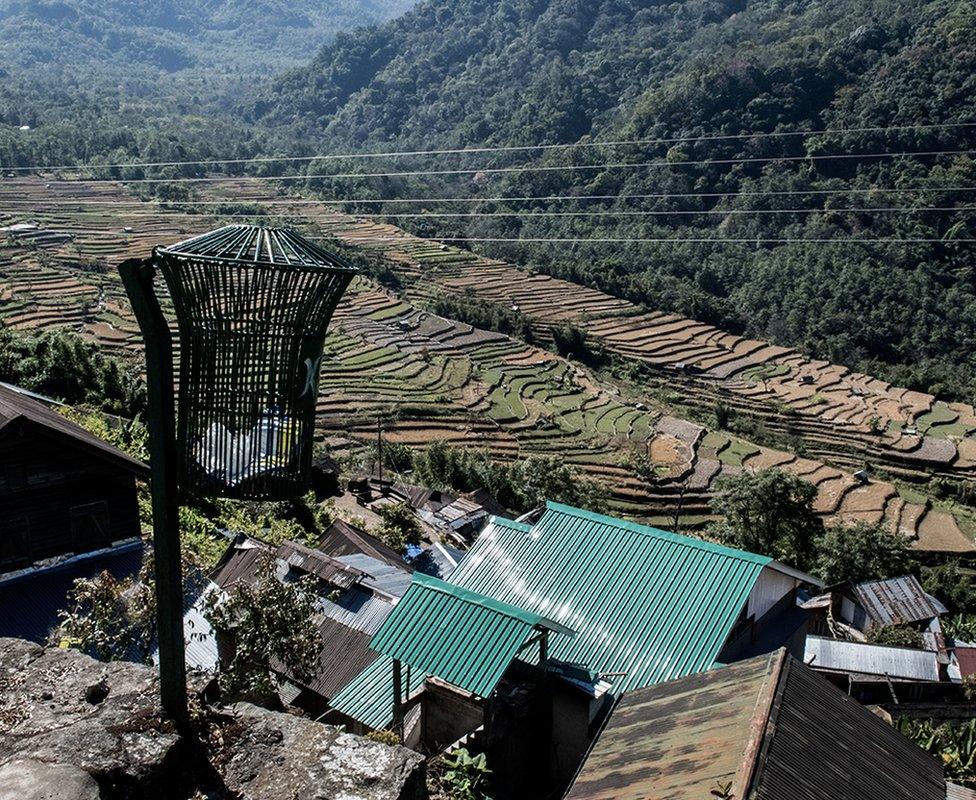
[510,455,608,514]
[922,560,976,615]
[813,522,914,586]
[376,502,423,552]
[868,623,924,649]
[710,469,822,569]
[204,553,322,706]
[55,556,156,663]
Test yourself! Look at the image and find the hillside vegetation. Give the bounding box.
[0,0,415,81]
[253,0,976,402]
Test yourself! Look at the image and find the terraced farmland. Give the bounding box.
[305,213,976,489]
[2,177,975,554]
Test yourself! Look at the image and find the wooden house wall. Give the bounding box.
[0,424,141,572]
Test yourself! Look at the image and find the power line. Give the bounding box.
[37,148,976,186]
[14,226,973,245]
[273,235,976,244]
[5,121,975,173]
[4,186,976,209]
[11,205,975,219]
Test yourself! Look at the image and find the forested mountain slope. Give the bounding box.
[0,0,416,82]
[255,0,976,403]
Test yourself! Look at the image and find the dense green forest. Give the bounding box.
[0,0,415,81]
[3,0,976,402]
[253,0,976,401]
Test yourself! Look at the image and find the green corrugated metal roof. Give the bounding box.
[370,573,571,698]
[329,654,428,730]
[448,501,770,692]
[332,502,771,728]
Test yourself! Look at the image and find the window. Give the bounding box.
[69,501,111,552]
[0,516,31,572]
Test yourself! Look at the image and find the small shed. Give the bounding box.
[0,384,147,575]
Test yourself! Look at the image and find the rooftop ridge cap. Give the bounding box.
[737,649,790,797]
[542,501,772,566]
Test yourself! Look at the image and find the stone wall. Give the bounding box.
[0,638,426,800]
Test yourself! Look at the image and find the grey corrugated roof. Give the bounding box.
[850,575,948,627]
[804,635,940,681]
[316,588,394,635]
[566,649,946,800]
[947,783,976,800]
[336,553,412,598]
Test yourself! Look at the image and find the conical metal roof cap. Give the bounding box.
[156,224,356,272]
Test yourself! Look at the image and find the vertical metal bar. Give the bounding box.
[392,658,404,740]
[119,257,188,723]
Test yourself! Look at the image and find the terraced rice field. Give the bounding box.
[1,177,974,554]
[302,213,976,487]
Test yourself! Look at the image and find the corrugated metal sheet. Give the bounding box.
[278,614,380,700]
[566,649,945,800]
[954,646,976,678]
[369,573,570,698]
[336,553,412,598]
[318,518,409,572]
[316,588,394,635]
[565,651,781,800]
[329,654,429,730]
[276,540,364,589]
[752,653,945,800]
[448,502,770,692]
[805,635,940,681]
[0,539,143,643]
[850,575,948,627]
[211,541,268,589]
[948,782,976,800]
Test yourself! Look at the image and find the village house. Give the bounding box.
[0,383,147,576]
[210,519,416,714]
[564,648,951,800]
[0,383,154,645]
[803,574,948,646]
[325,501,822,798]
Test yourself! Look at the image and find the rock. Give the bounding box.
[217,702,426,800]
[0,759,100,800]
[0,638,185,798]
[0,639,427,800]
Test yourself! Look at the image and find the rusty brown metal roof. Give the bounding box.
[849,575,948,627]
[211,540,268,589]
[276,540,365,590]
[317,518,410,572]
[0,383,147,477]
[565,649,945,800]
[280,614,380,701]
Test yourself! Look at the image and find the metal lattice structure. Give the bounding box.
[154,225,355,500]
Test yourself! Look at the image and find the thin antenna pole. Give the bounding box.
[377,416,383,484]
[119,257,188,723]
